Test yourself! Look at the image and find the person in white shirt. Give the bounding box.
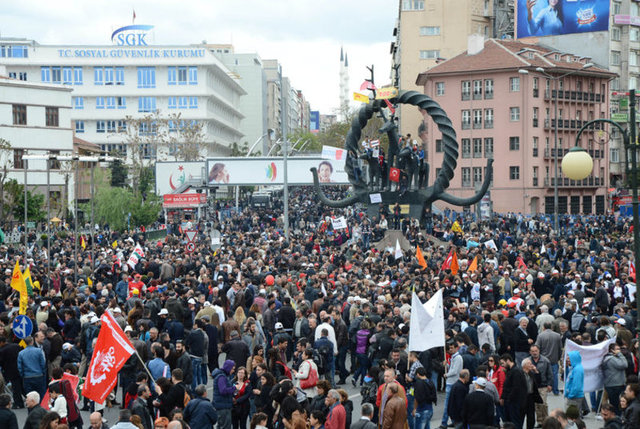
[314,311,337,355]
[49,384,67,421]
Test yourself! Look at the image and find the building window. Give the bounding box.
[104,67,114,85]
[402,0,425,11]
[117,97,126,109]
[107,120,117,133]
[473,167,482,185]
[510,107,520,121]
[168,67,177,85]
[509,166,520,180]
[189,96,198,109]
[533,166,539,187]
[106,96,116,109]
[49,67,61,84]
[611,148,620,162]
[168,96,177,109]
[14,149,25,169]
[473,138,482,158]
[509,136,520,151]
[94,67,103,85]
[419,50,440,59]
[462,138,471,158]
[473,109,482,128]
[632,28,640,42]
[613,1,621,14]
[96,120,106,133]
[461,167,471,187]
[12,104,26,125]
[484,138,493,157]
[612,27,621,41]
[177,66,188,84]
[533,107,539,127]
[473,80,482,99]
[168,120,177,133]
[533,136,539,157]
[96,97,105,109]
[533,77,539,97]
[115,67,124,85]
[484,109,493,128]
[138,97,157,112]
[178,96,188,109]
[118,120,127,132]
[189,66,198,84]
[461,81,471,100]
[45,107,59,127]
[509,77,520,92]
[611,50,621,66]
[63,67,72,85]
[41,67,51,82]
[75,121,85,134]
[484,79,493,99]
[139,121,157,136]
[461,110,471,129]
[420,26,440,36]
[436,82,445,96]
[137,67,156,88]
[74,67,83,85]
[0,45,28,58]
[435,139,443,152]
[73,97,83,110]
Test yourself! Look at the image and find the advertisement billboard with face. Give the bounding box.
[206,157,348,186]
[155,162,204,195]
[516,0,610,39]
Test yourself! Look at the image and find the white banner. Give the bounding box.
[564,338,616,393]
[127,244,145,269]
[409,290,446,352]
[484,239,498,251]
[155,162,204,196]
[206,157,348,186]
[321,146,346,161]
[331,216,348,230]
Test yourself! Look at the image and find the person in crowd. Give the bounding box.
[183,384,218,429]
[501,354,527,429]
[24,391,47,429]
[602,342,628,415]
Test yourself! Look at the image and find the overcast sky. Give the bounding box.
[3,0,397,115]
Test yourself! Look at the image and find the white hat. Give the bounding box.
[90,316,100,324]
[513,288,521,295]
[188,298,196,305]
[159,309,169,316]
[537,272,545,278]
[275,322,284,330]
[87,311,96,318]
[113,307,122,313]
[616,318,626,326]
[62,343,73,351]
[124,325,133,332]
[503,271,509,275]
[462,273,468,278]
[552,269,559,274]
[40,301,49,307]
[101,289,109,297]
[567,290,575,295]
[474,377,488,388]
[203,301,211,307]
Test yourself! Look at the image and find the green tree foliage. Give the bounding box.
[90,186,161,231]
[7,180,46,222]
[110,159,128,188]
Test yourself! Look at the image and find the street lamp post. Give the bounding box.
[521,63,593,233]
[563,89,640,334]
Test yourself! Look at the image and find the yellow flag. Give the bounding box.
[10,260,26,295]
[451,220,463,234]
[353,92,370,103]
[88,277,93,287]
[112,240,118,248]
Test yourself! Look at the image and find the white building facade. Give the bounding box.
[0,34,246,160]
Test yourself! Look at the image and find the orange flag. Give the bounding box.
[450,251,459,276]
[416,246,427,270]
[467,255,478,273]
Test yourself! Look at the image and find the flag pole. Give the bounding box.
[133,349,156,383]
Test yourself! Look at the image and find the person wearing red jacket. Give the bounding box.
[324,389,346,429]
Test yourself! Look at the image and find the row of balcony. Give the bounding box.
[543,177,605,187]
[461,91,493,101]
[544,90,604,103]
[543,148,605,159]
[543,119,605,131]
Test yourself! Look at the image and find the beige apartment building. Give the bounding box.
[392,0,513,141]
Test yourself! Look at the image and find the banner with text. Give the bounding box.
[516,0,610,38]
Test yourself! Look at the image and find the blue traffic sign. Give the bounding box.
[12,315,33,339]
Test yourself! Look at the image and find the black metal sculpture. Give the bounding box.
[310,89,493,209]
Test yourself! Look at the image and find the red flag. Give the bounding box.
[360,81,376,91]
[441,249,454,271]
[630,260,636,282]
[82,311,135,403]
[389,167,400,182]
[384,99,396,115]
[516,256,527,270]
[41,373,80,409]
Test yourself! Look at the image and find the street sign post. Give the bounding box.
[12,315,33,339]
[185,230,197,242]
[185,242,195,253]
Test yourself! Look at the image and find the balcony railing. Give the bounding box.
[462,122,471,130]
[473,122,482,129]
[543,177,604,187]
[485,120,493,129]
[462,92,470,101]
[543,90,603,103]
[543,119,605,131]
[543,148,604,159]
[485,91,493,100]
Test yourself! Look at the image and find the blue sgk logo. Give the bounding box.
[111,25,155,46]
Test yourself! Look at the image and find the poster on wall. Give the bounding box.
[516,0,610,38]
[206,157,348,186]
[155,162,204,196]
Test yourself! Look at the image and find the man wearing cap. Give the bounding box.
[462,376,494,428]
[211,360,236,429]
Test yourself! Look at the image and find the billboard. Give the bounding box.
[155,162,204,196]
[310,111,320,133]
[206,157,348,186]
[163,193,207,208]
[516,0,610,38]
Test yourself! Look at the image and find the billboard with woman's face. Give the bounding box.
[516,0,610,38]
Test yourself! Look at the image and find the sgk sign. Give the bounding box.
[111,25,154,46]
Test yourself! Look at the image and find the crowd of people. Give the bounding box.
[0,186,637,429]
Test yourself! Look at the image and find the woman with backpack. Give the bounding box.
[292,349,318,397]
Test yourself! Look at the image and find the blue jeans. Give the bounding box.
[430,370,439,391]
[353,353,370,385]
[441,383,453,426]
[590,389,603,412]
[551,363,559,395]
[191,357,203,391]
[414,404,433,429]
[407,394,415,429]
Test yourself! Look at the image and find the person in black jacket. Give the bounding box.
[447,369,470,428]
[500,354,528,429]
[184,384,218,429]
[165,369,188,413]
[0,337,24,408]
[131,385,153,429]
[462,377,494,428]
[174,341,193,388]
[23,392,47,429]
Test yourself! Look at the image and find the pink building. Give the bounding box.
[416,39,615,215]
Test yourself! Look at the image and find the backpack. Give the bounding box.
[422,378,438,405]
[311,349,326,375]
[316,342,332,374]
[183,389,191,408]
[276,361,292,380]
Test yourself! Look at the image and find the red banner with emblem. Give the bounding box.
[81,311,135,403]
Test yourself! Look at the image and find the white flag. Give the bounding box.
[331,216,348,230]
[409,290,445,352]
[540,243,546,254]
[484,239,497,251]
[127,244,145,269]
[321,145,346,160]
[564,337,616,393]
[394,239,403,259]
